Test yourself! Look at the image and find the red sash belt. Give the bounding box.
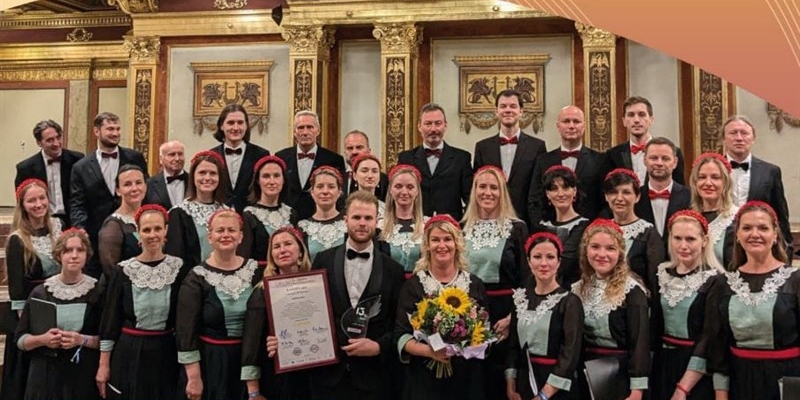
[730,346,800,360]
[199,335,242,345]
[586,347,627,356]
[29,279,45,284]
[529,356,557,366]
[486,289,514,297]
[662,335,696,347]
[121,327,174,337]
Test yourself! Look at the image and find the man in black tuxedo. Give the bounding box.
[473,89,546,226]
[276,110,346,220]
[528,105,608,228]
[70,112,148,277]
[310,191,404,400]
[635,137,690,240]
[723,115,793,256]
[144,140,187,210]
[15,119,84,227]
[606,96,685,184]
[343,130,389,200]
[209,104,269,213]
[397,103,472,220]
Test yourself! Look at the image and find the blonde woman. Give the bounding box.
[651,210,723,400]
[395,214,488,400]
[573,219,650,400]
[689,153,737,270]
[241,226,312,400]
[379,164,427,275]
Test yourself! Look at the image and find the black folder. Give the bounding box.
[584,356,628,400]
[780,377,800,400]
[29,298,57,335]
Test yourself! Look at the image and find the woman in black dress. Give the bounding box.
[1,179,63,400]
[241,226,312,400]
[96,204,185,399]
[706,201,799,400]
[506,232,584,400]
[297,166,347,262]
[395,214,488,400]
[16,228,105,400]
[689,153,737,270]
[378,164,426,276]
[176,209,261,400]
[98,164,146,277]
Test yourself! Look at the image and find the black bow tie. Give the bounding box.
[101,151,118,159]
[46,156,61,165]
[730,160,750,172]
[424,148,442,158]
[225,147,243,156]
[167,172,187,184]
[346,249,370,260]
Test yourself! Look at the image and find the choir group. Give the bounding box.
[1,91,796,400]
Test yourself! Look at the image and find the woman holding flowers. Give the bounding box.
[506,232,584,400]
[395,214,491,400]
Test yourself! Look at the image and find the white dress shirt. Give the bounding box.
[423,143,444,175]
[560,144,583,171]
[499,129,520,179]
[165,170,187,207]
[648,181,673,236]
[224,142,247,188]
[727,153,752,207]
[344,241,374,308]
[96,147,120,195]
[297,144,317,189]
[631,138,650,185]
[41,150,65,215]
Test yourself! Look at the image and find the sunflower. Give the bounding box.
[470,320,485,346]
[410,315,422,331]
[435,287,472,316]
[416,298,430,319]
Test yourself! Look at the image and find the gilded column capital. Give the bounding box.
[123,35,161,64]
[107,0,158,14]
[575,22,616,48]
[372,23,422,55]
[281,25,335,58]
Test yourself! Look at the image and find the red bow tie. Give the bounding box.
[101,152,118,159]
[560,150,580,159]
[46,156,61,165]
[298,152,316,160]
[649,189,670,200]
[499,136,518,146]
[630,143,646,155]
[424,148,442,158]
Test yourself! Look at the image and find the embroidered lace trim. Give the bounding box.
[572,276,643,319]
[244,204,293,232]
[513,288,568,326]
[31,217,62,257]
[110,212,136,228]
[465,219,512,251]
[657,262,718,307]
[298,219,347,249]
[176,200,224,227]
[418,270,472,296]
[620,219,652,240]
[193,259,258,300]
[44,275,98,300]
[726,266,794,307]
[708,207,738,246]
[387,225,421,255]
[120,255,182,290]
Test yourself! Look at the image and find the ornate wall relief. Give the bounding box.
[694,68,727,153]
[767,103,800,133]
[282,25,334,136]
[576,22,616,151]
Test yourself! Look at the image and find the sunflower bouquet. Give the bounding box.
[409,287,496,378]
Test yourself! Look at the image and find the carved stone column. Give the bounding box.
[282,25,335,137]
[123,35,160,172]
[373,23,422,168]
[576,23,616,151]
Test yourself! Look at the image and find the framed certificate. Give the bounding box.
[263,270,339,373]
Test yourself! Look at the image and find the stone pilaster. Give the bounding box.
[123,35,160,172]
[576,23,616,151]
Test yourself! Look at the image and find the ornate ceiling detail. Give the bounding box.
[281,25,335,57]
[575,22,616,48]
[107,0,158,14]
[66,27,94,42]
[123,35,161,63]
[372,23,422,55]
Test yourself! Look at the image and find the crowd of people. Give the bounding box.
[1,90,796,400]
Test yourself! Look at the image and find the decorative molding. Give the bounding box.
[213,0,248,10]
[373,23,422,55]
[0,42,128,61]
[585,51,614,151]
[292,59,314,114]
[694,68,727,153]
[66,28,93,43]
[384,57,407,167]
[767,103,800,133]
[107,0,158,14]
[123,35,161,64]
[130,10,283,37]
[0,11,130,30]
[0,61,92,82]
[281,25,335,58]
[92,67,128,81]
[575,22,616,48]
[132,68,154,159]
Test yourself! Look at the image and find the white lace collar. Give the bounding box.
[43,275,98,301]
[387,223,422,254]
[657,262,718,307]
[464,219,512,251]
[298,218,347,248]
[120,255,182,290]
[30,217,62,257]
[417,270,472,296]
[708,206,738,246]
[110,212,136,227]
[572,276,643,319]
[726,266,794,307]
[619,219,652,240]
[193,259,258,300]
[176,200,225,227]
[513,288,568,326]
[244,204,293,232]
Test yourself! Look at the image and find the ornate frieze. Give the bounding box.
[0,61,92,82]
[372,23,422,55]
[282,25,335,58]
[213,0,248,9]
[767,103,800,133]
[107,0,158,14]
[575,22,616,48]
[66,28,93,43]
[123,35,161,64]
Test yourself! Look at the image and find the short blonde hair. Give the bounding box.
[413,218,468,273]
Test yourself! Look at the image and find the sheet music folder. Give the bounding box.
[29,297,57,335]
[583,356,627,400]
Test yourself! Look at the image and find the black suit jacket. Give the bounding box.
[473,131,546,225]
[635,182,691,240]
[15,149,84,226]
[746,157,793,255]
[69,147,148,243]
[310,244,405,394]
[276,146,346,220]
[144,170,187,210]
[606,141,685,185]
[527,146,608,228]
[397,143,473,221]
[210,143,269,213]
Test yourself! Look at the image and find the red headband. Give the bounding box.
[474,165,506,181]
[692,152,732,173]
[424,214,462,233]
[191,150,225,167]
[272,225,306,243]
[16,178,47,201]
[525,232,564,254]
[59,227,88,240]
[135,204,169,225]
[207,208,243,228]
[604,168,640,187]
[311,165,343,186]
[586,218,623,236]
[388,164,422,182]
[544,164,577,178]
[668,209,709,234]
[735,200,779,225]
[253,155,287,174]
[351,153,381,171]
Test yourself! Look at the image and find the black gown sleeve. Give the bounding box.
[644,227,666,295]
[625,284,651,390]
[394,277,425,359]
[6,235,30,307]
[241,286,267,380]
[702,274,730,390]
[98,218,125,277]
[14,286,40,348]
[176,271,204,362]
[552,293,584,383]
[99,267,126,346]
[165,208,201,268]
[243,211,269,263]
[511,221,530,288]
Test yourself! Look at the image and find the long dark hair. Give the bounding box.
[213,104,251,143]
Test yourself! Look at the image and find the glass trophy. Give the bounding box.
[341,295,381,339]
